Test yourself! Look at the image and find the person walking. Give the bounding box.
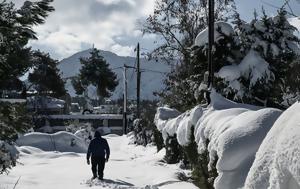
[87,130,110,180]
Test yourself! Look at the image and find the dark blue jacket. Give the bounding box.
[87,136,110,160]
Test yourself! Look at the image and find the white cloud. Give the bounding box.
[111,44,135,56]
[14,0,156,60]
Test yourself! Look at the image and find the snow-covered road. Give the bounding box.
[0,135,197,189]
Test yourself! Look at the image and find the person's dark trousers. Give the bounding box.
[91,156,106,179]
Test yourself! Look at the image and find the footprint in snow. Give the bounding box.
[82,179,159,189]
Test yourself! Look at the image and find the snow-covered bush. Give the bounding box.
[154,106,182,159]
[133,119,153,146]
[164,135,185,164]
[74,127,93,145]
[0,101,31,174]
[0,102,31,142]
[191,9,300,109]
[194,94,281,189]
[244,102,300,189]
[132,101,161,148]
[182,126,217,189]
[217,9,299,108]
[0,141,18,174]
[154,91,282,189]
[66,120,93,145]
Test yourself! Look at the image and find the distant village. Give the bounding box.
[0,89,130,135]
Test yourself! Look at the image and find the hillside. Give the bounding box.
[58,49,171,100]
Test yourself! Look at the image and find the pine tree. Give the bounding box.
[227,8,300,108]
[0,101,32,174]
[28,50,66,98]
[0,0,54,174]
[159,22,241,111]
[72,48,118,99]
[192,22,243,102]
[0,0,54,92]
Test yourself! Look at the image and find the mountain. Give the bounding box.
[58,49,171,100]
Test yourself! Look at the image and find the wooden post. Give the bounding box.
[206,0,215,104]
[123,64,128,134]
[136,43,141,119]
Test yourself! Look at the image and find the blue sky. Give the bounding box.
[12,0,300,60]
[236,0,300,20]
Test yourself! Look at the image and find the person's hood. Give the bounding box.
[94,130,102,138]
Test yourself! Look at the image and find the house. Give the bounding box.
[27,96,66,115]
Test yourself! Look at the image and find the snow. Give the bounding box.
[254,21,266,33]
[0,135,197,189]
[0,99,26,103]
[239,50,272,86]
[217,65,241,81]
[206,98,281,189]
[209,90,260,110]
[194,22,234,47]
[154,107,181,131]
[198,108,281,189]
[217,50,273,93]
[162,113,185,142]
[16,132,88,153]
[244,102,300,189]
[154,90,282,189]
[48,114,123,120]
[176,105,203,146]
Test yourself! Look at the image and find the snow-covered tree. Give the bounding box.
[143,0,235,63]
[0,101,31,174]
[0,141,18,174]
[217,9,300,108]
[192,22,243,102]
[132,100,160,147]
[0,0,54,174]
[72,48,118,99]
[147,0,236,111]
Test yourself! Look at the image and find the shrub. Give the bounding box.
[164,135,185,164]
[0,101,31,174]
[182,127,218,189]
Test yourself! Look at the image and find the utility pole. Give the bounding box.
[207,0,215,104]
[136,43,141,119]
[123,64,128,134]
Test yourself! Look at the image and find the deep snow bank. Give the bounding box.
[244,102,300,189]
[155,91,282,189]
[16,131,88,153]
[197,107,281,189]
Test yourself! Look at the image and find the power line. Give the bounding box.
[261,0,299,17]
[129,60,137,81]
[140,68,169,74]
[111,66,123,70]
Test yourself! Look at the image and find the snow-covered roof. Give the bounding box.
[47,114,124,120]
[0,98,26,103]
[27,96,65,109]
